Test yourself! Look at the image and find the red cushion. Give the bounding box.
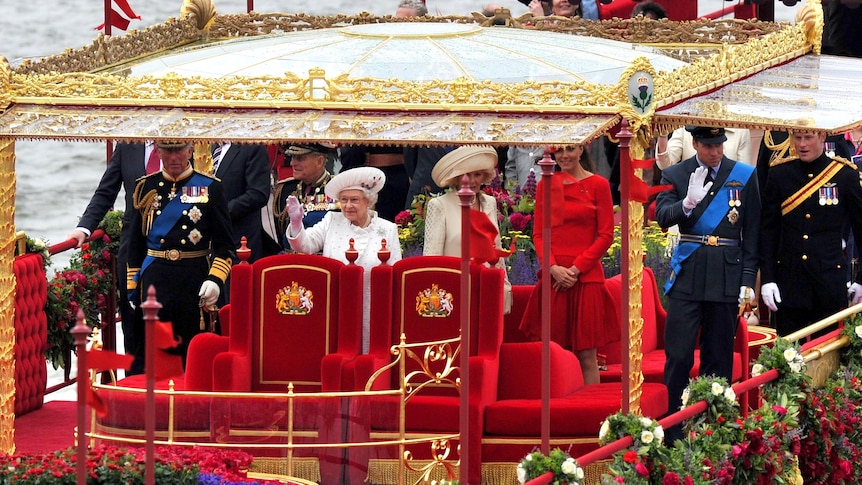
[601,349,743,383]
[484,382,668,437]
[96,375,210,430]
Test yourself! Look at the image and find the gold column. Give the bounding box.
[626,135,647,416]
[0,137,16,453]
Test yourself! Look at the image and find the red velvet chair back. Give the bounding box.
[368,256,499,393]
[598,267,665,363]
[14,253,47,416]
[248,254,363,392]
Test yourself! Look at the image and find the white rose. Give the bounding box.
[599,419,610,440]
[654,425,664,443]
[724,387,736,402]
[640,417,652,427]
[783,348,797,362]
[517,464,527,484]
[641,430,654,444]
[525,454,532,461]
[574,464,585,480]
[711,382,724,396]
[752,363,764,376]
[790,362,802,373]
[34,238,45,247]
[681,388,690,407]
[855,325,862,339]
[561,458,576,476]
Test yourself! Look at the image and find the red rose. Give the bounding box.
[635,462,649,477]
[624,451,638,463]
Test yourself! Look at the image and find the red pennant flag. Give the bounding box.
[154,320,184,380]
[470,210,509,265]
[94,0,141,31]
[86,387,108,418]
[87,349,134,371]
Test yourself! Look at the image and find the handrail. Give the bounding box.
[525,320,855,485]
[43,228,118,394]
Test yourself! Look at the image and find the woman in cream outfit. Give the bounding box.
[285,166,402,353]
[423,146,513,313]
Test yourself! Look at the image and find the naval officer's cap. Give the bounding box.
[685,126,727,145]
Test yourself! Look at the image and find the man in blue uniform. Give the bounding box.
[126,140,234,371]
[760,130,862,336]
[272,143,338,247]
[655,126,760,435]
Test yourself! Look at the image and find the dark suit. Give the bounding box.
[76,142,146,358]
[213,143,273,263]
[760,152,862,336]
[655,155,760,417]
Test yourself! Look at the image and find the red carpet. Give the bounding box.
[14,401,88,454]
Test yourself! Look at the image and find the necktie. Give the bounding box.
[211,143,223,175]
[146,147,160,175]
[705,170,715,187]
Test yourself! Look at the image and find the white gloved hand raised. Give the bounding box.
[286,195,304,236]
[682,166,713,211]
[198,280,220,308]
[738,286,753,306]
[849,282,862,306]
[761,282,782,312]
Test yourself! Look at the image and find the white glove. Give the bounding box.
[761,282,782,312]
[738,286,753,306]
[682,166,713,211]
[198,280,220,308]
[849,283,862,306]
[286,195,304,236]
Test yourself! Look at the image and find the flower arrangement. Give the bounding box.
[599,412,664,451]
[18,235,51,272]
[395,193,432,258]
[517,448,584,485]
[0,444,287,484]
[484,171,539,285]
[751,337,809,404]
[44,210,122,370]
[602,221,674,305]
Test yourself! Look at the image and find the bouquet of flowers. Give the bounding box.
[751,337,809,404]
[44,210,122,370]
[517,448,584,485]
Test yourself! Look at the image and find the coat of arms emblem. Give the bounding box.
[416,283,454,317]
[276,281,314,315]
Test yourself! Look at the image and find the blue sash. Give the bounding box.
[131,173,213,298]
[664,162,754,294]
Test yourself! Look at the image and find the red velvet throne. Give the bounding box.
[348,256,506,485]
[95,253,364,485]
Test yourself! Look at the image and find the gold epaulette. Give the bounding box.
[769,156,796,168]
[193,168,218,180]
[831,155,858,171]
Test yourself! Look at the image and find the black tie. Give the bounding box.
[704,170,715,187]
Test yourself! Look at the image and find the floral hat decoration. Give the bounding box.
[324,166,387,200]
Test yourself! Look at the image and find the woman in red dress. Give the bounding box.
[519,144,617,384]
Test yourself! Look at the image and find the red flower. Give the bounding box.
[662,472,681,485]
[624,450,638,463]
[635,462,649,477]
[394,210,412,226]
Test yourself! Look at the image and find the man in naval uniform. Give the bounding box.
[760,130,862,337]
[272,143,338,248]
[655,126,760,436]
[126,140,234,372]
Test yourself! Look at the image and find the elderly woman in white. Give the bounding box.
[285,166,402,353]
[423,145,512,313]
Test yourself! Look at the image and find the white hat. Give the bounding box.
[324,166,387,200]
[431,146,498,188]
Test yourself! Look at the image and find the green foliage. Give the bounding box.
[43,210,122,370]
[751,337,809,404]
[517,448,585,485]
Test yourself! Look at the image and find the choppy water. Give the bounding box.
[0,0,798,273]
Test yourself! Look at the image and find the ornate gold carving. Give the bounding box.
[795,0,823,55]
[0,137,15,454]
[0,57,9,111]
[181,0,217,32]
[403,439,458,485]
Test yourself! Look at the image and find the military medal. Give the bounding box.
[727,188,741,224]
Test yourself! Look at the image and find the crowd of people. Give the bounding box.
[65,1,862,431]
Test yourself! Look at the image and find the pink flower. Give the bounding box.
[510,212,532,231]
[635,462,649,477]
[395,210,412,226]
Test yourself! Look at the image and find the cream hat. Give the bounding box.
[324,166,386,200]
[431,146,498,188]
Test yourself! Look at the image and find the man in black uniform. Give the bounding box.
[272,143,337,245]
[655,126,760,431]
[760,131,862,337]
[127,141,234,371]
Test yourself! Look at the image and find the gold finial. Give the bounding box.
[795,0,823,55]
[181,0,217,32]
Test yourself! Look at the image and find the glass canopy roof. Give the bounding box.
[115,23,688,85]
